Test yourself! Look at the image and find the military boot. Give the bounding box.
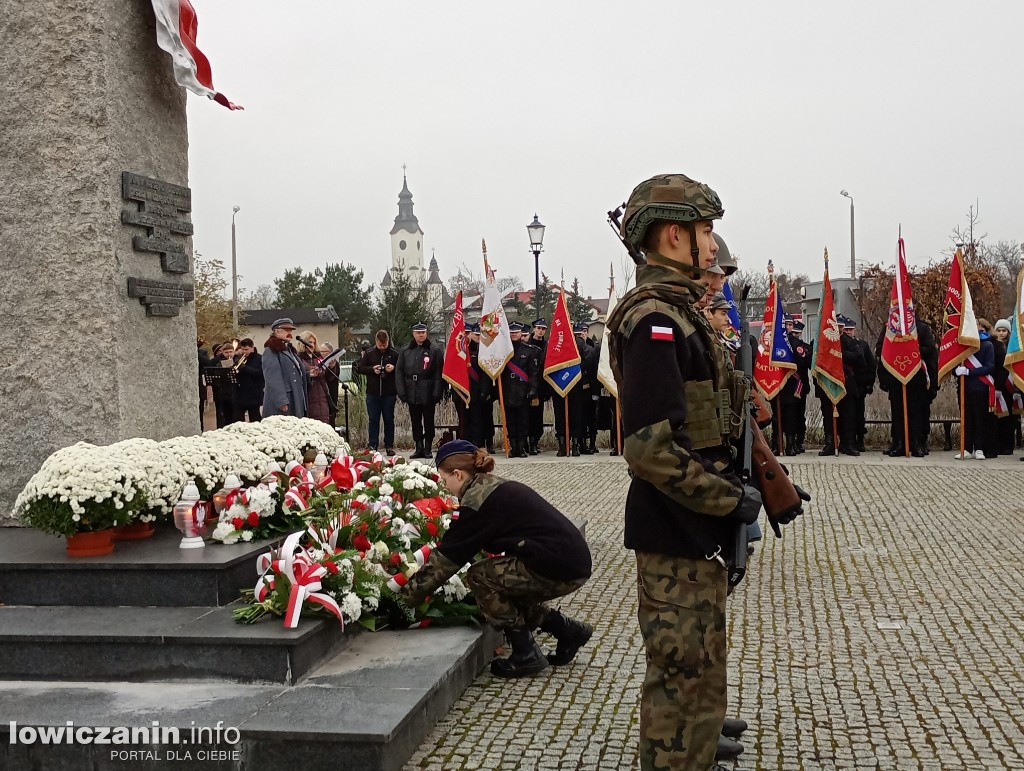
[588,437,598,454]
[516,440,529,459]
[539,610,593,666]
[490,628,549,678]
[785,435,797,456]
[570,440,581,457]
[721,717,748,737]
[411,441,425,459]
[818,444,835,456]
[556,438,567,457]
[715,735,744,760]
[529,439,540,455]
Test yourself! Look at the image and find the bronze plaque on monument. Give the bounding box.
[121,171,193,273]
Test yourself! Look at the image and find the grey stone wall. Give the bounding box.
[0,0,198,522]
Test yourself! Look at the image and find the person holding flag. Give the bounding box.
[1002,266,1024,459]
[500,322,541,458]
[544,290,584,457]
[753,263,797,455]
[778,313,812,456]
[477,241,515,456]
[442,292,472,440]
[810,250,847,455]
[463,323,494,449]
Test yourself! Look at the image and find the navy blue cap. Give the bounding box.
[532,318,548,328]
[466,322,480,333]
[412,322,428,331]
[271,317,296,330]
[792,320,806,332]
[573,322,589,333]
[434,439,479,468]
[783,313,794,322]
[841,316,857,328]
[509,322,525,332]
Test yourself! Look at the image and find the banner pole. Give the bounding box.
[615,398,623,454]
[832,406,839,453]
[497,377,510,458]
[564,398,571,457]
[902,383,911,457]
[959,374,966,458]
[777,399,784,455]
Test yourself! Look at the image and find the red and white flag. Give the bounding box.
[937,248,980,382]
[442,292,471,406]
[880,238,922,385]
[151,0,242,110]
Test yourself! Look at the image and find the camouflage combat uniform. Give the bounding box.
[608,175,750,771]
[399,474,591,629]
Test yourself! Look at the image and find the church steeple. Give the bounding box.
[390,166,423,236]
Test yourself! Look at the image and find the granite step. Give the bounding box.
[0,526,281,607]
[0,625,499,771]
[0,604,354,684]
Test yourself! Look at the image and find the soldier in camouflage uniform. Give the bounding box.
[399,440,593,678]
[607,174,763,771]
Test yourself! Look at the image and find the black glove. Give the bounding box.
[729,485,763,525]
[768,484,811,538]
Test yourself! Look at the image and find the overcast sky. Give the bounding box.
[187,0,1024,301]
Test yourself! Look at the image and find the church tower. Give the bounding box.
[389,169,424,284]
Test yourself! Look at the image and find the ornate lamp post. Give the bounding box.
[527,214,546,317]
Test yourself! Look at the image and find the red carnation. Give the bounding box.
[389,552,402,566]
[247,511,260,527]
[325,561,340,574]
[425,521,438,538]
[352,534,372,552]
[231,516,244,530]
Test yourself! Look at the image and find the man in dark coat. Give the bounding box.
[501,322,541,458]
[262,318,309,418]
[396,322,445,458]
[819,315,863,456]
[232,338,264,422]
[198,338,214,428]
[842,318,876,452]
[355,330,400,453]
[876,318,937,457]
[956,322,997,459]
[465,324,494,449]
[526,319,549,454]
[577,324,601,454]
[779,314,811,456]
[211,342,236,428]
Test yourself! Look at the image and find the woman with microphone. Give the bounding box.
[295,330,331,425]
[262,318,309,418]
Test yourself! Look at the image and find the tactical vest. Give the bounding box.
[607,280,749,451]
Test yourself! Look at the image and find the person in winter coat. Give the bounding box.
[232,338,264,422]
[396,322,445,458]
[399,440,593,679]
[501,322,541,458]
[993,318,1020,455]
[819,315,863,456]
[295,330,331,424]
[262,318,309,418]
[954,321,996,459]
[355,330,400,453]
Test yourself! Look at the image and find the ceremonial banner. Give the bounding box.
[880,238,922,385]
[721,280,743,352]
[937,249,981,382]
[543,290,582,398]
[151,0,242,110]
[441,291,471,406]
[477,249,514,382]
[753,273,796,400]
[810,251,846,404]
[597,289,619,398]
[1005,267,1024,392]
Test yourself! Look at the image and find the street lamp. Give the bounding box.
[527,214,546,316]
[231,206,241,330]
[839,190,855,278]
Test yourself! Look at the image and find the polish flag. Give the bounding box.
[151,0,242,110]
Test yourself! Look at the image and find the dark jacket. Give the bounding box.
[853,337,875,395]
[501,339,541,407]
[439,475,592,582]
[198,347,214,397]
[355,345,400,397]
[965,337,995,395]
[262,336,309,418]
[396,339,444,404]
[233,351,264,405]
[299,351,331,423]
[782,332,812,401]
[467,342,492,402]
[876,321,938,394]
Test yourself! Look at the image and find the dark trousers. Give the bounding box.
[467,398,493,448]
[887,387,928,450]
[408,402,436,447]
[553,393,585,441]
[214,397,234,429]
[854,393,867,444]
[997,414,1019,455]
[454,396,469,439]
[366,394,397,449]
[821,396,857,448]
[581,388,598,440]
[779,395,804,437]
[529,401,546,442]
[233,402,262,423]
[506,403,529,441]
[964,389,995,454]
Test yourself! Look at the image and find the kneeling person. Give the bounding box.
[399,440,593,677]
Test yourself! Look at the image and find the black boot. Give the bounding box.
[886,443,906,457]
[516,439,529,459]
[785,435,797,456]
[715,735,744,760]
[580,438,594,455]
[556,438,567,457]
[819,444,835,456]
[539,610,593,666]
[490,627,549,678]
[721,717,748,738]
[412,441,425,459]
[589,437,598,454]
[529,439,540,455]
[570,440,581,457]
[609,447,619,456]
[839,444,860,456]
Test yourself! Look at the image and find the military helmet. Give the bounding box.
[621,173,724,250]
[712,234,737,275]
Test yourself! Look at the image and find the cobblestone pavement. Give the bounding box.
[404,451,1024,771]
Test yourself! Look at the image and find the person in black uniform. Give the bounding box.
[396,322,445,459]
[501,322,541,458]
[576,323,601,454]
[232,338,264,422]
[819,315,863,456]
[876,317,937,457]
[464,323,493,449]
[778,314,811,456]
[527,319,549,454]
[400,440,593,678]
[841,318,876,452]
[198,338,214,428]
[790,319,811,452]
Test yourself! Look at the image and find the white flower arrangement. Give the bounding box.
[159,435,233,498]
[258,416,349,459]
[14,442,149,535]
[223,421,304,464]
[200,431,272,483]
[106,438,187,518]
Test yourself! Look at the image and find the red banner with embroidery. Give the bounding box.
[881,238,923,385]
[754,279,794,400]
[442,291,471,406]
[937,249,981,382]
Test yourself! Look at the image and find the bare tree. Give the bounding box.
[238,284,278,310]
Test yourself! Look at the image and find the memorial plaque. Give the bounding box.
[127,276,196,317]
[121,171,193,274]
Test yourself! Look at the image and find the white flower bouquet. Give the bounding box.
[14,442,149,536]
[106,438,187,521]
